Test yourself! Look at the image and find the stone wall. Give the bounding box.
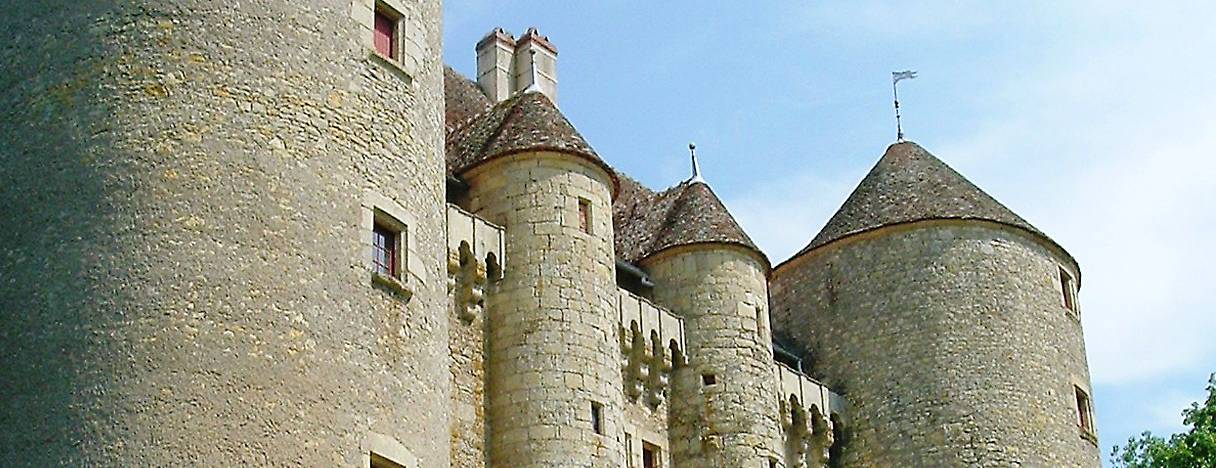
[462,151,624,467]
[618,289,685,468]
[644,245,783,468]
[769,220,1100,467]
[0,1,448,466]
[446,205,506,468]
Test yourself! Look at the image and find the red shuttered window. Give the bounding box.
[374,10,396,59]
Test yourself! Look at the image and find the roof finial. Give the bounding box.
[892,70,918,142]
[524,49,543,94]
[688,142,706,184]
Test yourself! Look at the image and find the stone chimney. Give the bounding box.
[476,28,516,102]
[475,27,558,103]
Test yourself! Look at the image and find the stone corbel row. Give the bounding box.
[619,322,675,408]
[448,241,501,323]
[780,397,834,468]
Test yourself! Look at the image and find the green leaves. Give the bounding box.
[1112,374,1216,467]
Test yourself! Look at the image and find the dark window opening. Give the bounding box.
[1076,386,1094,434]
[642,441,659,468]
[578,197,592,234]
[1060,267,1078,313]
[591,401,604,435]
[372,222,398,278]
[371,453,403,468]
[701,373,717,386]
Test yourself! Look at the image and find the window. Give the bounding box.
[578,197,592,234]
[702,373,717,386]
[642,441,660,468]
[1075,386,1095,437]
[1060,266,1078,314]
[370,453,404,468]
[372,222,399,278]
[591,401,604,435]
[373,6,398,59]
[625,432,634,468]
[363,192,415,297]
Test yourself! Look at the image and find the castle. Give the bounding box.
[0,2,1100,467]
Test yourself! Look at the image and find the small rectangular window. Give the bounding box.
[642,442,659,468]
[590,401,604,435]
[1075,386,1094,435]
[1060,267,1078,314]
[372,222,399,278]
[578,197,592,234]
[371,452,404,468]
[701,373,717,386]
[373,7,397,59]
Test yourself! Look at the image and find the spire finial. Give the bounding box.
[524,49,543,94]
[688,142,706,184]
[892,70,918,142]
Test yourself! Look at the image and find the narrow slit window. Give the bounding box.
[578,197,592,234]
[590,401,604,435]
[372,222,399,278]
[1060,266,1078,314]
[373,7,397,59]
[625,432,634,468]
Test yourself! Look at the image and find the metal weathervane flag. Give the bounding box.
[893,70,918,83]
[892,70,918,141]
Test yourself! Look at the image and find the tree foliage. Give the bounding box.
[1111,373,1216,467]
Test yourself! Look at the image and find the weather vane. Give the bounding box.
[892,70,918,141]
[688,142,705,184]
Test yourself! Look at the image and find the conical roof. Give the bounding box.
[794,141,1044,256]
[445,91,616,194]
[613,177,765,266]
[443,66,491,133]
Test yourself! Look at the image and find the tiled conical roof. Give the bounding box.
[443,66,491,133]
[795,141,1044,256]
[445,91,614,192]
[613,177,765,266]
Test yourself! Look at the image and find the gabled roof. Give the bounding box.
[613,176,765,266]
[445,91,615,193]
[794,141,1044,256]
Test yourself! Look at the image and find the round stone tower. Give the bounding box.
[453,91,625,467]
[639,181,783,467]
[1,1,449,466]
[769,142,1100,466]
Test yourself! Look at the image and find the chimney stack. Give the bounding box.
[475,27,558,103]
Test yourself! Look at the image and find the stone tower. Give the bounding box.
[0,1,449,466]
[641,181,784,467]
[450,89,625,466]
[769,142,1100,466]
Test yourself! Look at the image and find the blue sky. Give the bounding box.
[444,1,1216,460]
